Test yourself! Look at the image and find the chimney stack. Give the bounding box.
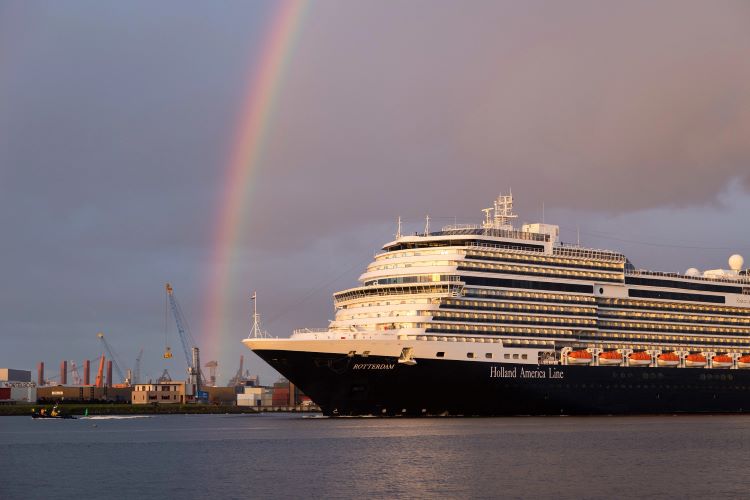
[106,360,113,387]
[60,360,67,385]
[37,362,44,386]
[83,359,91,386]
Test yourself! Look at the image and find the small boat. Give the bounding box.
[657,353,680,367]
[712,355,733,368]
[738,355,750,369]
[31,405,76,419]
[628,351,652,367]
[685,354,707,368]
[567,350,593,365]
[598,351,623,366]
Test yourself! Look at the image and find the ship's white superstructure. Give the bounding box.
[244,193,750,416]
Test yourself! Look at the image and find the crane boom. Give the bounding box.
[134,348,144,385]
[97,332,127,384]
[165,284,196,367]
[94,354,106,388]
[165,283,202,393]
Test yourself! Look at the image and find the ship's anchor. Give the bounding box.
[398,347,417,366]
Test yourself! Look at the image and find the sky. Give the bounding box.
[1,0,750,385]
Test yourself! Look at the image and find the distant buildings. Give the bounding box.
[236,378,312,408]
[132,381,194,404]
[1,366,316,409]
[0,368,36,403]
[36,386,132,403]
[237,386,265,406]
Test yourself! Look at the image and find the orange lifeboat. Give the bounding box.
[598,351,623,366]
[712,355,733,368]
[628,351,652,367]
[685,353,707,368]
[738,355,750,369]
[657,352,680,367]
[567,350,593,365]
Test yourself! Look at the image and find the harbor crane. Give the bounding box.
[134,348,144,386]
[164,283,204,396]
[228,355,245,387]
[97,332,130,385]
[94,354,106,388]
[69,361,82,386]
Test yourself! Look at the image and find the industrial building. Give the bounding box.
[0,368,36,403]
[236,386,268,406]
[205,386,236,405]
[132,381,194,404]
[36,385,131,403]
[271,379,311,406]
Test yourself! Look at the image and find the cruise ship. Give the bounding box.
[244,194,750,416]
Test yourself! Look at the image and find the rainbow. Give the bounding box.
[203,1,308,359]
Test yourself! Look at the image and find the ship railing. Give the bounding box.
[333,282,464,305]
[466,241,626,263]
[467,242,544,254]
[627,269,750,285]
[293,328,330,335]
[553,245,627,262]
[441,224,481,231]
[430,227,549,242]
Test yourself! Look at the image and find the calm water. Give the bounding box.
[1,413,749,499]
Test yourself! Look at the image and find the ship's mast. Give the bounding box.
[249,292,266,339]
[482,192,518,230]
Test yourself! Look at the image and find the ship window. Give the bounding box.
[522,354,528,360]
[512,354,519,359]
[504,353,510,359]
[436,352,445,358]
[485,353,493,359]
[467,352,474,358]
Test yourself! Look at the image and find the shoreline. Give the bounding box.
[0,403,320,416]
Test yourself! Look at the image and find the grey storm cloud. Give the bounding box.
[249,0,750,234]
[1,0,749,380]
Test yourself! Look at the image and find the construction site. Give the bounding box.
[27,283,313,410]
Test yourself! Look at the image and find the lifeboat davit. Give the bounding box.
[738,355,750,369]
[567,350,593,365]
[628,351,652,367]
[598,351,623,366]
[685,354,707,368]
[657,353,680,367]
[712,355,733,368]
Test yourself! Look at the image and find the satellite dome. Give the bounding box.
[729,254,744,271]
[686,268,700,277]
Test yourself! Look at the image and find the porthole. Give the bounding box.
[436,352,445,358]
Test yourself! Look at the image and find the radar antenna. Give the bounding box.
[481,192,518,229]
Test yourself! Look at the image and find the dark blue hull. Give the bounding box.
[256,349,750,416]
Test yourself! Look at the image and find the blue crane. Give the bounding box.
[164,283,204,397]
